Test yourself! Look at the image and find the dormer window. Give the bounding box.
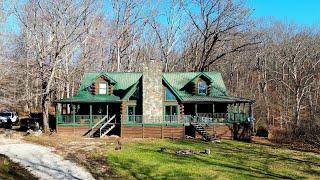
[198,81,207,95]
[99,82,107,95]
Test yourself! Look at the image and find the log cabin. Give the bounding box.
[54,60,254,140]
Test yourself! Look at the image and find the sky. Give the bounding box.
[3,0,320,34]
[246,0,320,26]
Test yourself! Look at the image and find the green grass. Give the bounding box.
[105,139,320,179]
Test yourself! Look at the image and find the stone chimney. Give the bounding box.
[142,59,163,123]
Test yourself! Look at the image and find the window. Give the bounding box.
[198,81,207,95]
[127,106,135,116]
[99,83,107,95]
[127,106,139,123]
[165,105,178,122]
[165,87,176,101]
[165,106,178,115]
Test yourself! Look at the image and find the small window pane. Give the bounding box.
[128,106,135,115]
[198,81,207,95]
[99,83,106,89]
[172,106,177,115]
[99,88,107,94]
[165,106,171,115]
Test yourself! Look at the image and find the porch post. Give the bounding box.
[55,103,61,131]
[89,104,93,127]
[237,103,241,122]
[195,104,198,116]
[107,104,109,118]
[72,104,76,129]
[212,103,215,120]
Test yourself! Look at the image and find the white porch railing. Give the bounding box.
[122,115,190,124]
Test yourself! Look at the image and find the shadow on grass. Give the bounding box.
[106,139,320,179]
[136,146,296,179]
[109,155,215,179]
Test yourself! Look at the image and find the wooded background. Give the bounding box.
[0,0,319,144]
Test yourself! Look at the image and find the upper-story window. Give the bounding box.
[198,81,207,95]
[165,87,176,101]
[99,82,107,95]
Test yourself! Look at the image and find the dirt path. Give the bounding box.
[0,133,95,180]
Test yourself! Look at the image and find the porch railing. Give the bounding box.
[57,113,252,125]
[122,113,251,125]
[193,113,251,124]
[56,115,107,125]
[122,115,190,124]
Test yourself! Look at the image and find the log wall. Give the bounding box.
[57,126,90,136]
[121,125,185,139]
[195,124,232,139]
[57,124,232,139]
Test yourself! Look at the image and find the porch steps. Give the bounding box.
[190,121,215,141]
[92,124,115,138]
[83,115,116,138]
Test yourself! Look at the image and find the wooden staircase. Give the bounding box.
[92,123,115,138]
[83,115,116,138]
[190,120,215,141]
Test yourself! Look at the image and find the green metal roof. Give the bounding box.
[162,72,229,100]
[56,95,121,103]
[79,72,142,91]
[56,71,252,103]
[56,72,142,103]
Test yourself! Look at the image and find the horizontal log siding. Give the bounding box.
[162,126,185,138]
[121,126,143,138]
[57,125,91,136]
[121,125,185,139]
[57,124,231,139]
[195,124,232,139]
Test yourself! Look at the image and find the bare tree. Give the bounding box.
[14,0,100,132]
[182,0,258,71]
[149,0,185,71]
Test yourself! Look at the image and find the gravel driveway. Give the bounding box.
[0,133,95,180]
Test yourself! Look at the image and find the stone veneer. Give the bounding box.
[142,60,163,123]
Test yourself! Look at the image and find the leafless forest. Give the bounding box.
[0,0,319,145]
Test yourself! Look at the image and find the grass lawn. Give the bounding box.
[23,134,320,179]
[104,139,320,179]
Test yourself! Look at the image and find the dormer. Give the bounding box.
[182,73,212,96]
[90,74,117,95]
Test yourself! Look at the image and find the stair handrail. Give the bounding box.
[89,114,109,137]
[99,115,116,137]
